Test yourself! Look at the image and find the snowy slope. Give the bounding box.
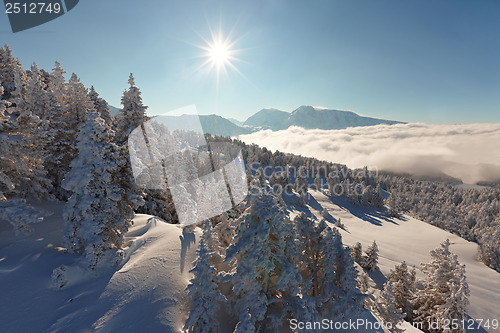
[303,189,500,333]
[1,191,498,332]
[0,205,199,333]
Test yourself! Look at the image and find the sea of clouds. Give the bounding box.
[238,123,500,184]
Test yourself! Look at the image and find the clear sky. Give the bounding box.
[1,0,499,123]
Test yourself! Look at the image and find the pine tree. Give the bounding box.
[88,86,113,125]
[113,74,148,211]
[48,61,66,106]
[375,282,404,333]
[0,86,13,201]
[413,239,470,333]
[361,186,371,206]
[294,166,308,205]
[0,44,22,100]
[225,188,303,332]
[364,240,379,271]
[358,271,370,293]
[184,222,226,333]
[114,73,148,146]
[314,173,321,190]
[318,225,343,315]
[387,193,400,218]
[372,184,385,209]
[389,261,416,320]
[352,242,363,265]
[62,110,134,268]
[335,244,363,320]
[2,60,51,200]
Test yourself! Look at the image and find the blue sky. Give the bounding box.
[1,0,499,123]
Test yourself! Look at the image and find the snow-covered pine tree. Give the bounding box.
[314,173,321,190]
[113,74,148,212]
[62,110,135,268]
[89,86,113,125]
[335,243,363,320]
[0,85,13,201]
[0,44,22,100]
[225,188,303,332]
[335,217,344,229]
[375,282,404,333]
[413,239,470,333]
[184,222,226,333]
[386,193,400,218]
[317,225,343,316]
[22,63,58,197]
[352,242,363,265]
[51,73,95,199]
[48,61,66,106]
[327,172,340,196]
[363,240,379,271]
[296,214,327,302]
[358,271,370,293]
[372,184,385,209]
[318,225,362,320]
[361,185,371,206]
[294,166,308,205]
[2,60,52,200]
[114,73,148,146]
[388,261,416,320]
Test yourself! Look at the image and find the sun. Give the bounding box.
[209,41,229,66]
[195,30,243,85]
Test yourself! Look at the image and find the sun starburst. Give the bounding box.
[196,29,243,86]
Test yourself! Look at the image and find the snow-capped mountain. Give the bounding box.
[243,108,290,130]
[112,105,403,135]
[245,105,404,131]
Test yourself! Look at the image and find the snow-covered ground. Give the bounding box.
[1,192,498,332]
[304,190,500,333]
[0,203,199,332]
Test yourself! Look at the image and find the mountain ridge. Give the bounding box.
[112,105,405,137]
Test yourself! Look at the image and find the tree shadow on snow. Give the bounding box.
[327,195,400,227]
[305,193,323,212]
[179,228,196,273]
[366,269,387,289]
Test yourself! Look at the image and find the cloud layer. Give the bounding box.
[238,123,500,184]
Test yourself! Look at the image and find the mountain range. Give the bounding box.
[110,105,405,136]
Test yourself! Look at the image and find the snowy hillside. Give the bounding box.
[304,190,500,332]
[0,207,199,332]
[1,190,498,332]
